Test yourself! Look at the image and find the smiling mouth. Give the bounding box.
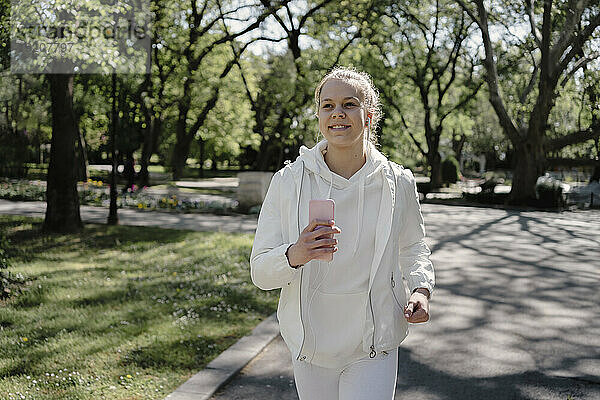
[329,124,351,130]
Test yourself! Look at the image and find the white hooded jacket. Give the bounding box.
[250,140,435,368]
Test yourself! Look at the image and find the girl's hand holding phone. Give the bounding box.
[286,219,341,268]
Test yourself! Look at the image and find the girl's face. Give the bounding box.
[318,79,368,150]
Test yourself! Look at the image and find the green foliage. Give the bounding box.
[0,179,45,201]
[0,0,9,71]
[192,65,255,168]
[441,157,460,184]
[0,74,51,169]
[0,0,597,181]
[9,0,150,74]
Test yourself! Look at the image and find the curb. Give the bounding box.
[165,313,280,400]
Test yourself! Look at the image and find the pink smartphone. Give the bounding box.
[309,199,335,261]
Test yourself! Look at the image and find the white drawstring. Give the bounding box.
[327,169,333,200]
[350,172,365,258]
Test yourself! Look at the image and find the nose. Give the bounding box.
[332,107,345,118]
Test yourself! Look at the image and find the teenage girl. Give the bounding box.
[250,66,435,400]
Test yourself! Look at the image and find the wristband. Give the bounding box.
[285,244,303,269]
[412,287,431,300]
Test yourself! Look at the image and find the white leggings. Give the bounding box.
[292,350,398,400]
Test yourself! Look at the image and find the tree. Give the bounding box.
[165,0,285,179]
[237,0,371,171]
[457,0,600,204]
[8,0,152,232]
[368,0,483,187]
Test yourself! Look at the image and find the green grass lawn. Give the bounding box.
[0,216,277,400]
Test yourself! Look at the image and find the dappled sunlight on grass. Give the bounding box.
[0,215,276,399]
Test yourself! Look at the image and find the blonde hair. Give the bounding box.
[314,66,383,145]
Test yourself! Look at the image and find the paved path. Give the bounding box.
[211,205,600,400]
[0,199,257,233]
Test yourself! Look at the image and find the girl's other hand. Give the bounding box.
[286,219,341,268]
[404,290,430,323]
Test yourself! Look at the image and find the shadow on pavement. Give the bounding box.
[211,205,600,399]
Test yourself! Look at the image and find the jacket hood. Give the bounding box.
[295,139,390,260]
[296,140,388,194]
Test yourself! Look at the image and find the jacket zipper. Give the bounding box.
[297,268,306,360]
[368,163,397,359]
[296,162,307,361]
[368,289,376,358]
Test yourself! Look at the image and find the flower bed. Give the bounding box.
[0,179,239,215]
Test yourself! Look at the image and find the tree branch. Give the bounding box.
[555,10,600,80]
[284,3,296,30]
[438,14,468,106]
[524,0,542,48]
[328,25,363,69]
[187,41,251,140]
[455,0,482,29]
[386,95,427,158]
[540,0,553,78]
[460,0,521,144]
[260,0,291,34]
[560,53,598,87]
[550,0,590,66]
[545,124,600,151]
[192,1,288,71]
[440,79,484,124]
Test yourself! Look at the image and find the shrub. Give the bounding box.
[416,181,432,196]
[441,157,460,184]
[536,176,565,209]
[463,192,509,205]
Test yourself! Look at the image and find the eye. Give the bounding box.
[322,103,333,109]
[344,102,358,107]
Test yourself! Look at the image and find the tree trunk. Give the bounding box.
[75,124,88,182]
[425,120,442,188]
[43,74,82,233]
[509,140,546,204]
[590,164,600,183]
[509,73,554,204]
[122,150,135,192]
[428,151,442,188]
[171,127,193,180]
[139,117,162,187]
[198,137,205,178]
[138,125,152,187]
[591,135,599,183]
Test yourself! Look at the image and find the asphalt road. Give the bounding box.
[211,205,600,400]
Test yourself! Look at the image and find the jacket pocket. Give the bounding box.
[278,286,290,314]
[390,273,404,310]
